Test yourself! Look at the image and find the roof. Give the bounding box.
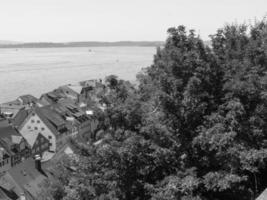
[37,106,65,128]
[18,95,38,105]
[12,109,29,128]
[0,120,22,145]
[34,107,61,136]
[6,158,47,199]
[257,188,267,200]
[66,85,83,94]
[13,106,62,137]
[40,90,66,105]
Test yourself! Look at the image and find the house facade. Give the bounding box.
[0,119,31,172]
[16,110,57,153]
[0,146,11,174]
[31,133,50,156]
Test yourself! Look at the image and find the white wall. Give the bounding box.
[19,112,56,152]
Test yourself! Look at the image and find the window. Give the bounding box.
[34,127,38,130]
[48,136,52,139]
[27,126,31,129]
[41,127,45,131]
[31,119,35,123]
[32,113,35,116]
[37,120,40,123]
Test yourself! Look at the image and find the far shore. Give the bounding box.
[0,41,164,48]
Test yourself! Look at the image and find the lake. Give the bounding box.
[0,47,156,103]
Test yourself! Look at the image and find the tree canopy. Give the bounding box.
[47,20,267,200]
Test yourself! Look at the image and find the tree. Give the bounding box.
[46,20,267,200]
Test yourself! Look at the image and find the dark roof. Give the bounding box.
[6,158,47,199]
[37,106,65,128]
[18,95,38,105]
[33,106,67,136]
[0,120,22,143]
[41,90,67,104]
[12,109,28,128]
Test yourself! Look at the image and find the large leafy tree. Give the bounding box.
[47,20,267,200]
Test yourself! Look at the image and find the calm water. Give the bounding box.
[0,47,156,103]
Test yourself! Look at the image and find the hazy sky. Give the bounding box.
[0,0,266,42]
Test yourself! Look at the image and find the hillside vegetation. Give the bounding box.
[45,20,267,200]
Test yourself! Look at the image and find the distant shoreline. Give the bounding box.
[0,41,164,48]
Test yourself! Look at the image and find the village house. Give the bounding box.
[13,105,71,157]
[0,146,11,175]
[57,84,82,101]
[39,90,67,106]
[22,132,50,157]
[17,94,43,107]
[13,107,59,154]
[50,98,94,135]
[0,119,31,170]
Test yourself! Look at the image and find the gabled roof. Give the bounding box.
[33,108,59,136]
[12,109,29,128]
[37,106,65,128]
[14,107,62,137]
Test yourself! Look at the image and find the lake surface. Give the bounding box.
[0,47,156,103]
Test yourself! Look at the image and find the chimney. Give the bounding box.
[34,155,42,172]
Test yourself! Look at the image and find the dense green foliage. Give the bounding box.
[47,20,267,200]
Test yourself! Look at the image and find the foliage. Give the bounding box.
[46,20,267,200]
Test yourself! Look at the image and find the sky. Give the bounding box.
[0,0,266,42]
